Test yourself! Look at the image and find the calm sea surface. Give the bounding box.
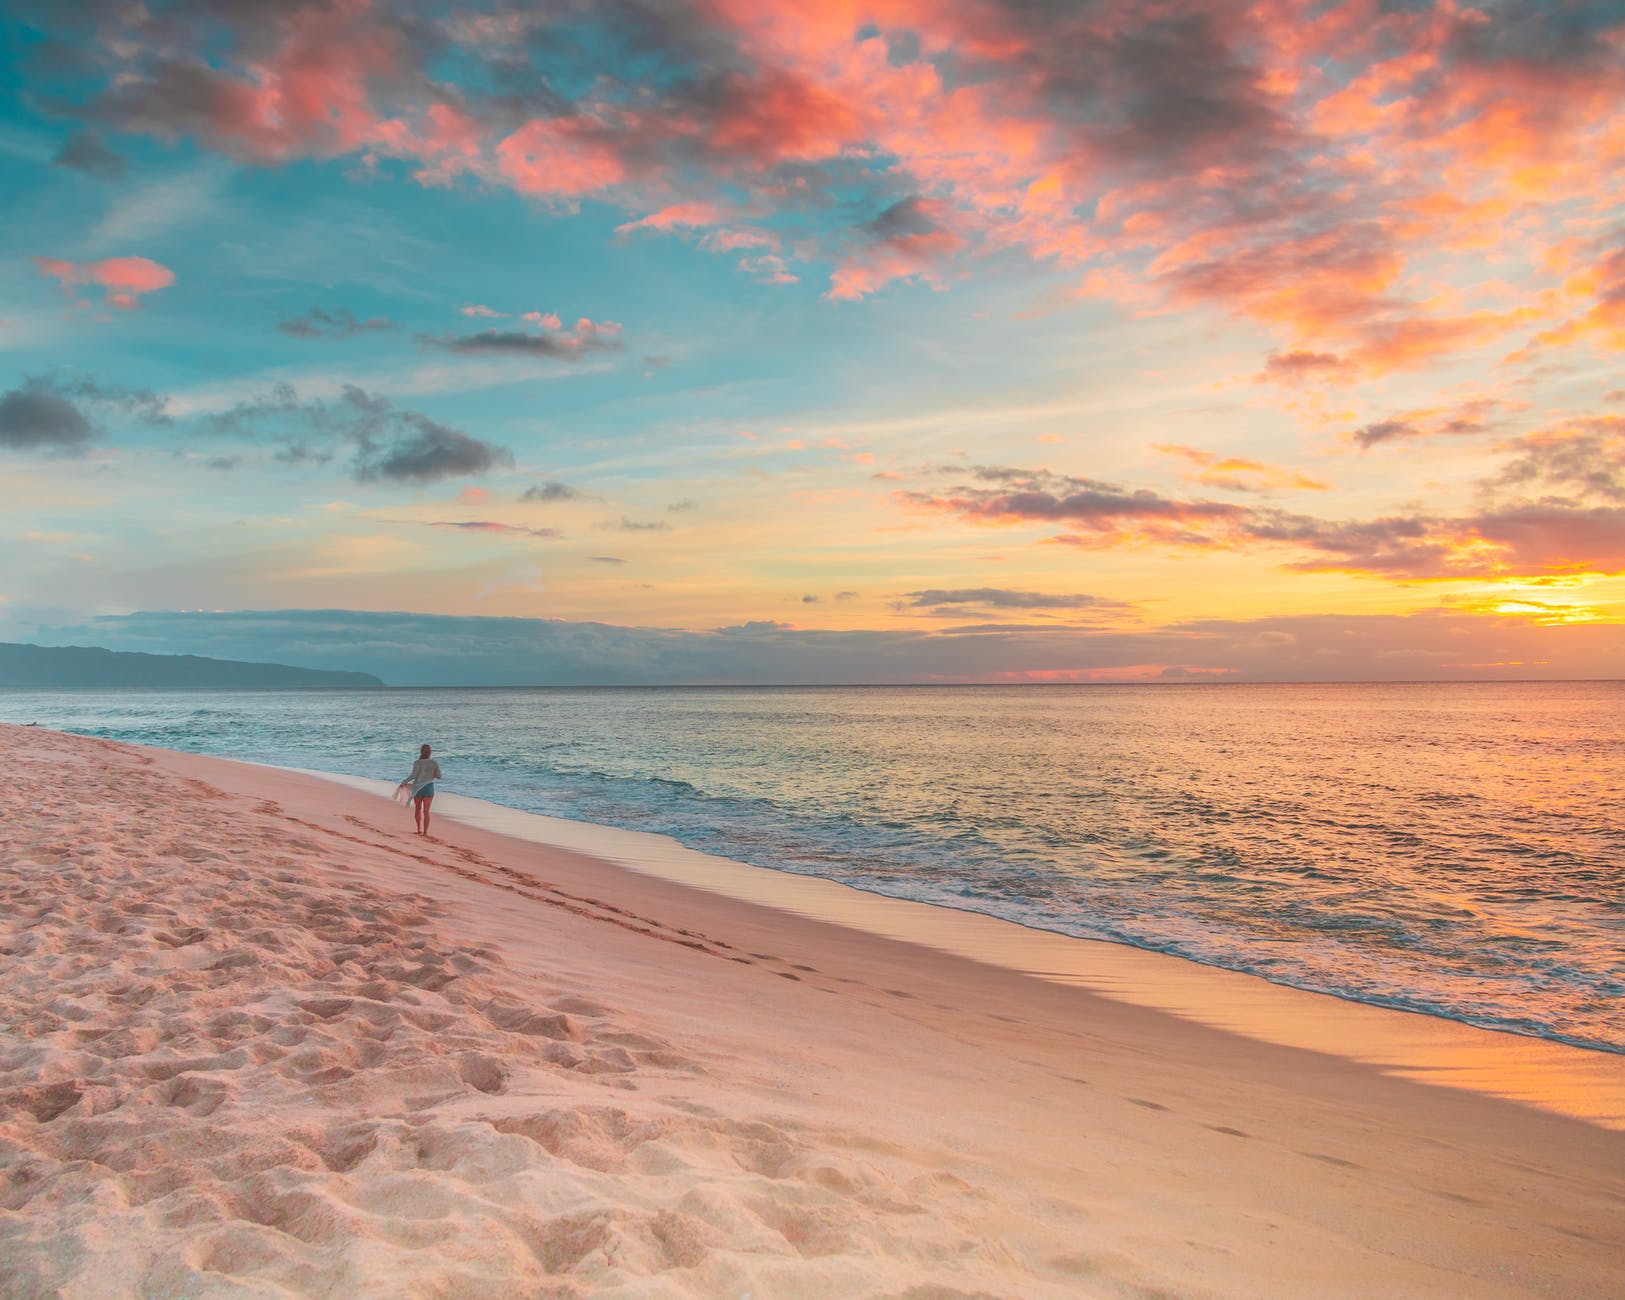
[5,683,1621,1053]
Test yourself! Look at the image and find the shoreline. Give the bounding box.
[290,767,1625,1129]
[5,724,1625,1295]
[6,686,1619,1066]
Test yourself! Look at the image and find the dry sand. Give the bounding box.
[2,723,1622,1298]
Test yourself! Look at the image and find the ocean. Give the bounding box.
[5,681,1621,1054]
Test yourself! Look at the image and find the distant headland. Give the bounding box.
[0,642,384,690]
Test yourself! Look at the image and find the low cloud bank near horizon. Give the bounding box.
[16,609,1622,688]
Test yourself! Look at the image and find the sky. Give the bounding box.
[1,0,1622,685]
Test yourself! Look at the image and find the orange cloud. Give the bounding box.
[1153,444,1330,492]
[1524,241,1625,354]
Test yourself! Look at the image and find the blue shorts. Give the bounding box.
[414,783,435,800]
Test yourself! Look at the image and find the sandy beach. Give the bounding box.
[3,723,1623,1298]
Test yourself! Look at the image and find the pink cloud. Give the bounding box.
[459,304,505,318]
[615,202,726,235]
[98,1,405,164]
[495,119,625,198]
[701,66,870,165]
[33,255,175,309]
[65,0,1625,362]
[398,102,485,187]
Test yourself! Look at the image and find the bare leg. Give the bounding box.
[414,796,427,834]
[418,796,432,835]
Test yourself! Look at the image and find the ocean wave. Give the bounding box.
[7,681,1622,1054]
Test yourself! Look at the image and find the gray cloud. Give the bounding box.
[270,441,333,468]
[0,388,95,453]
[46,374,170,424]
[901,588,1127,610]
[1352,400,1502,449]
[1490,419,1625,503]
[906,458,1625,581]
[520,481,584,503]
[904,465,1247,531]
[91,61,273,157]
[1244,511,1455,575]
[863,194,941,240]
[1352,419,1417,448]
[204,383,511,484]
[0,374,170,456]
[607,516,670,531]
[278,307,395,338]
[353,414,512,483]
[418,329,623,361]
[52,129,126,180]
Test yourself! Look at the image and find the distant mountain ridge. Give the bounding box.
[0,642,384,689]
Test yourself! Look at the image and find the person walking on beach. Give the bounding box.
[398,743,442,836]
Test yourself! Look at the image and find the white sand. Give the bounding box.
[2,723,1623,1298]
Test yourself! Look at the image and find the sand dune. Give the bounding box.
[2,724,1623,1297]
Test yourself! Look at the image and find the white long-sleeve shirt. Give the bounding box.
[405,757,441,793]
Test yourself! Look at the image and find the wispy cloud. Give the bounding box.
[1153,444,1330,493]
[899,588,1130,611]
[404,520,563,539]
[88,164,230,247]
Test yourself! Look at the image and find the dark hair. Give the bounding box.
[420,743,432,758]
